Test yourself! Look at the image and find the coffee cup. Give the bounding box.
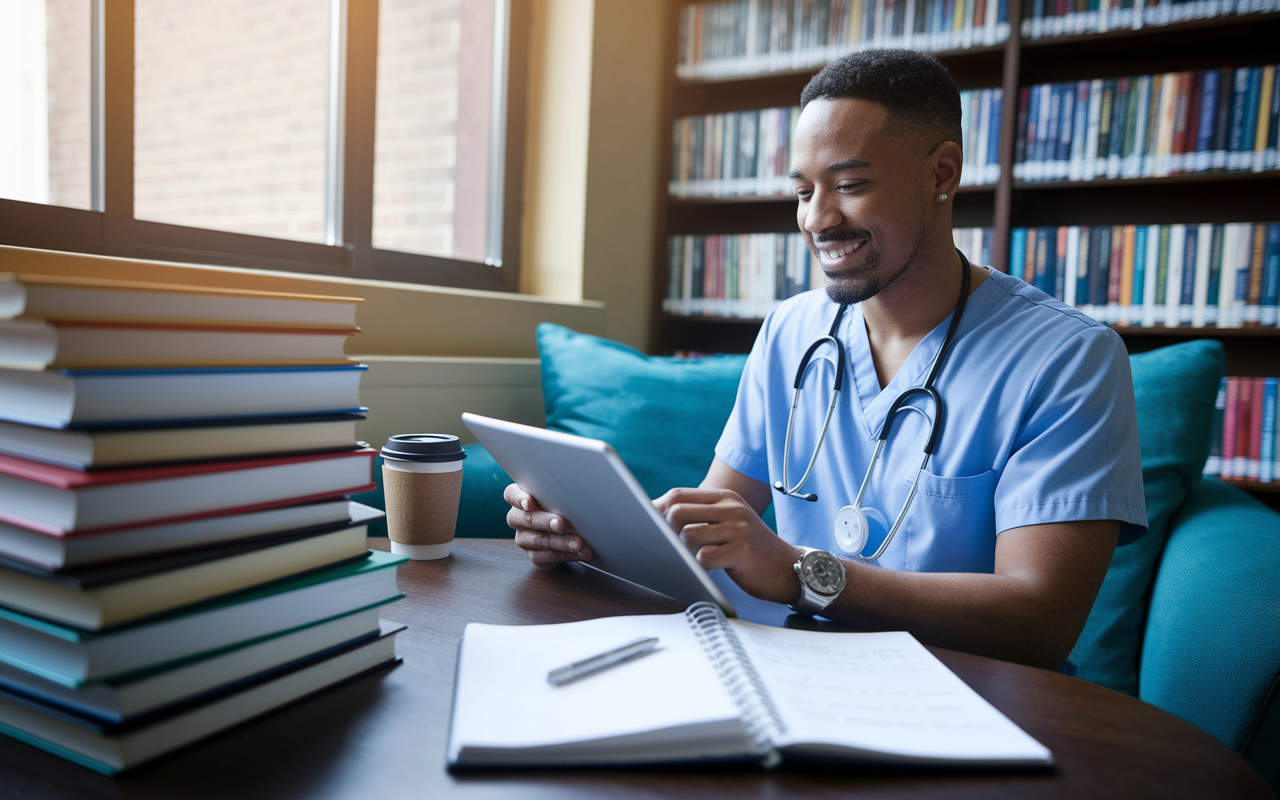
[380,434,467,560]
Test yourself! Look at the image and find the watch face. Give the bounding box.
[800,551,845,595]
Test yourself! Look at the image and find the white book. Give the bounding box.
[0,498,353,571]
[1127,76,1151,178]
[1069,82,1088,181]
[975,91,992,186]
[1191,223,1214,327]
[448,605,1053,770]
[1064,227,1080,308]
[1142,225,1161,327]
[1164,224,1185,328]
[1036,84,1053,182]
[1218,224,1242,328]
[1086,80,1103,180]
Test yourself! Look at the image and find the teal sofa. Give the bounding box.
[357,324,1280,790]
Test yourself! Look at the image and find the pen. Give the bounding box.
[546,636,660,686]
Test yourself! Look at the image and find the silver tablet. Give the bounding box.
[461,413,735,616]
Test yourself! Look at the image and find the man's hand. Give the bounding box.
[504,483,593,569]
[655,487,802,604]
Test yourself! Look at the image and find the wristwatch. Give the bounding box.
[789,547,847,616]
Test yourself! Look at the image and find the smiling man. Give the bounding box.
[507,50,1147,670]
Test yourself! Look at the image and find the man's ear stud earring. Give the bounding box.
[938,193,948,200]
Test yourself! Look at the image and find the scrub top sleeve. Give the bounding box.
[714,309,776,484]
[994,326,1148,542]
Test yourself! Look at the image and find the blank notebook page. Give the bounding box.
[449,612,744,757]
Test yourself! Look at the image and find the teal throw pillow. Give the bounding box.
[1068,339,1225,696]
[536,323,762,512]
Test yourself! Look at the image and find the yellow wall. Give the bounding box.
[520,0,665,350]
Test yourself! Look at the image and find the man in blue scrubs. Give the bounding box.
[506,50,1146,670]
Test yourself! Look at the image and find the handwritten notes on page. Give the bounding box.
[730,621,1052,766]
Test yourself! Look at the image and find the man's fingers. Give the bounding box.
[505,506,575,535]
[665,501,745,531]
[514,529,592,559]
[502,483,541,512]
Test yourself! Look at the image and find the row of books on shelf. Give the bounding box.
[669,89,1001,199]
[1010,222,1280,326]
[1206,376,1279,482]
[1014,65,1280,182]
[663,228,992,317]
[0,265,405,773]
[670,107,800,199]
[676,0,1011,80]
[664,232,817,317]
[1021,0,1280,40]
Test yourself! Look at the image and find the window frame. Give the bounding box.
[0,0,528,293]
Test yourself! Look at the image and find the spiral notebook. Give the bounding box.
[447,603,1053,769]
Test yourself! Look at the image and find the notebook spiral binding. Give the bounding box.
[685,601,786,769]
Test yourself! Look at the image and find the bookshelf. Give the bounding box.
[652,1,1280,504]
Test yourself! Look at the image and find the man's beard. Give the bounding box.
[820,229,926,305]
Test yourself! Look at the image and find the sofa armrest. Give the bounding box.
[1139,477,1280,790]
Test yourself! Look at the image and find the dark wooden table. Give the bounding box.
[0,538,1273,799]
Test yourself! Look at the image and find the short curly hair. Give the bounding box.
[800,50,963,150]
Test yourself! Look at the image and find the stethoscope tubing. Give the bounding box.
[773,250,973,561]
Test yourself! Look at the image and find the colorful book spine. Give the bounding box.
[1262,378,1278,483]
[677,0,1012,80]
[664,233,813,318]
[1208,375,1280,485]
[1015,66,1280,183]
[1007,221,1280,328]
[1020,0,1275,40]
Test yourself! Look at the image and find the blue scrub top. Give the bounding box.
[715,267,1148,574]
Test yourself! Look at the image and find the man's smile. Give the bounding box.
[814,235,869,267]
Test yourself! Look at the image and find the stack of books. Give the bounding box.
[1014,66,1279,183]
[1009,221,1280,327]
[1206,376,1279,483]
[676,0,1012,81]
[0,272,407,774]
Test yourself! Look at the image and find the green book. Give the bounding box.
[0,550,406,687]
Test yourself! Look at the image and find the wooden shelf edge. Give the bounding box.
[673,44,1007,88]
[1014,171,1280,192]
[662,315,1280,337]
[1020,10,1280,51]
[1218,477,1280,494]
[1112,326,1280,337]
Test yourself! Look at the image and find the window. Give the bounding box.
[0,0,93,211]
[0,0,526,292]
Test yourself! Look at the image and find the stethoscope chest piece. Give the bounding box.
[834,505,869,555]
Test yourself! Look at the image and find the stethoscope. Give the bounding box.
[772,250,972,562]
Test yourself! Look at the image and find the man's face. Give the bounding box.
[789,98,932,305]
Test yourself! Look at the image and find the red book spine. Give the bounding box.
[1222,377,1239,479]
[1249,376,1266,480]
[1235,377,1254,479]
